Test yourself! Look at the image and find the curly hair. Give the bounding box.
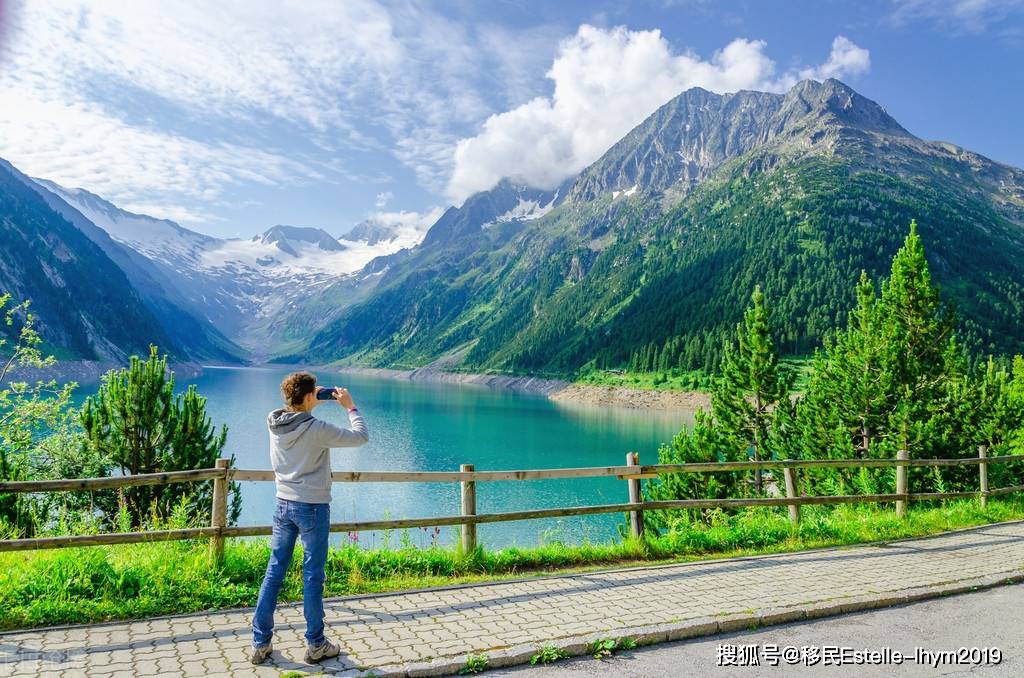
[281,371,317,407]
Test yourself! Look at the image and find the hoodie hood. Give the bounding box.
[267,408,315,449]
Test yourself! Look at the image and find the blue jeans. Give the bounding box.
[252,498,330,647]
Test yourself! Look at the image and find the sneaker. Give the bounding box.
[304,638,341,663]
[250,643,273,665]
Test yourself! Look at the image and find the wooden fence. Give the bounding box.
[2,447,1022,564]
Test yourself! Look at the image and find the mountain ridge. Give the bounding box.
[6,78,1024,373]
[296,78,1024,374]
[28,178,440,360]
[0,160,179,362]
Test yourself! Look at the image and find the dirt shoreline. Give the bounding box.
[548,383,711,411]
[335,365,709,412]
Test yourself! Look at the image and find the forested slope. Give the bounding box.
[301,79,1024,375]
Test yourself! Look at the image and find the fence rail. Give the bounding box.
[2,448,1021,561]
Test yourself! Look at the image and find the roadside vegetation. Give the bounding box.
[1,222,1023,632]
[0,300,236,538]
[646,222,1024,526]
[3,496,1024,631]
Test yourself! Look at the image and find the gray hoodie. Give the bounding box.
[267,408,369,504]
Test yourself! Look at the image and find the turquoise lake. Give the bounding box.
[183,367,694,548]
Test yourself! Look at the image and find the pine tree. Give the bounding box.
[81,346,239,526]
[81,347,176,481]
[789,222,1001,494]
[878,221,958,432]
[644,409,747,529]
[960,356,1024,488]
[712,286,795,492]
[163,385,241,522]
[1011,356,1024,455]
[789,270,894,481]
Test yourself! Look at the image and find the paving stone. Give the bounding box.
[3,522,1024,676]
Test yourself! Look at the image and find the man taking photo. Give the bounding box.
[251,371,369,665]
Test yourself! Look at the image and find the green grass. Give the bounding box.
[574,369,713,391]
[2,498,1023,631]
[573,357,816,393]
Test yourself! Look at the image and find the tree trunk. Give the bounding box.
[753,397,763,493]
[859,420,870,459]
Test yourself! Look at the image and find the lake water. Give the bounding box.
[183,367,694,548]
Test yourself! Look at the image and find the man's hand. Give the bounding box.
[332,387,356,409]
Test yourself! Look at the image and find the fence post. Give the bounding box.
[626,452,644,538]
[783,463,800,525]
[209,458,230,566]
[979,444,989,509]
[460,464,477,553]
[895,449,909,519]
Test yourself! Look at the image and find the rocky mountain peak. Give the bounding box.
[343,220,399,246]
[255,224,345,256]
[777,78,910,138]
[566,79,913,205]
[419,178,565,249]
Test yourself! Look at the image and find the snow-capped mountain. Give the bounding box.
[419,179,569,248]
[31,180,438,359]
[340,209,442,249]
[256,225,346,255]
[33,179,217,271]
[0,159,186,363]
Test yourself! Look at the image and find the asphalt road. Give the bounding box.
[489,583,1024,677]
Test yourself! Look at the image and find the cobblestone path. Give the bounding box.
[2,521,1023,677]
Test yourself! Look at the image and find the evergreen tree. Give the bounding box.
[164,385,239,521]
[646,222,1024,529]
[962,356,1024,488]
[788,222,1012,494]
[1011,356,1024,455]
[81,346,240,527]
[712,286,795,492]
[644,409,747,529]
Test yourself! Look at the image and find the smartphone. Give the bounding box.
[315,387,340,400]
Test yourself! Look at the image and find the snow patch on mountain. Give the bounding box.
[612,184,639,199]
[482,195,557,229]
[34,179,215,269]
[256,225,346,254]
[31,179,441,354]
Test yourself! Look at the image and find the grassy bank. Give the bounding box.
[573,357,815,393]
[2,498,1023,631]
[574,369,713,391]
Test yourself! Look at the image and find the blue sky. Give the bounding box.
[0,0,1021,239]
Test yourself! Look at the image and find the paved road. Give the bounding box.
[491,583,1024,677]
[1,521,1023,676]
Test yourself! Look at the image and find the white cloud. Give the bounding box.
[0,2,878,223]
[359,207,446,236]
[375,191,394,208]
[446,26,871,203]
[0,89,326,224]
[0,1,556,224]
[4,0,403,137]
[0,0,392,224]
[890,0,1024,35]
[339,207,445,255]
[795,36,871,82]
